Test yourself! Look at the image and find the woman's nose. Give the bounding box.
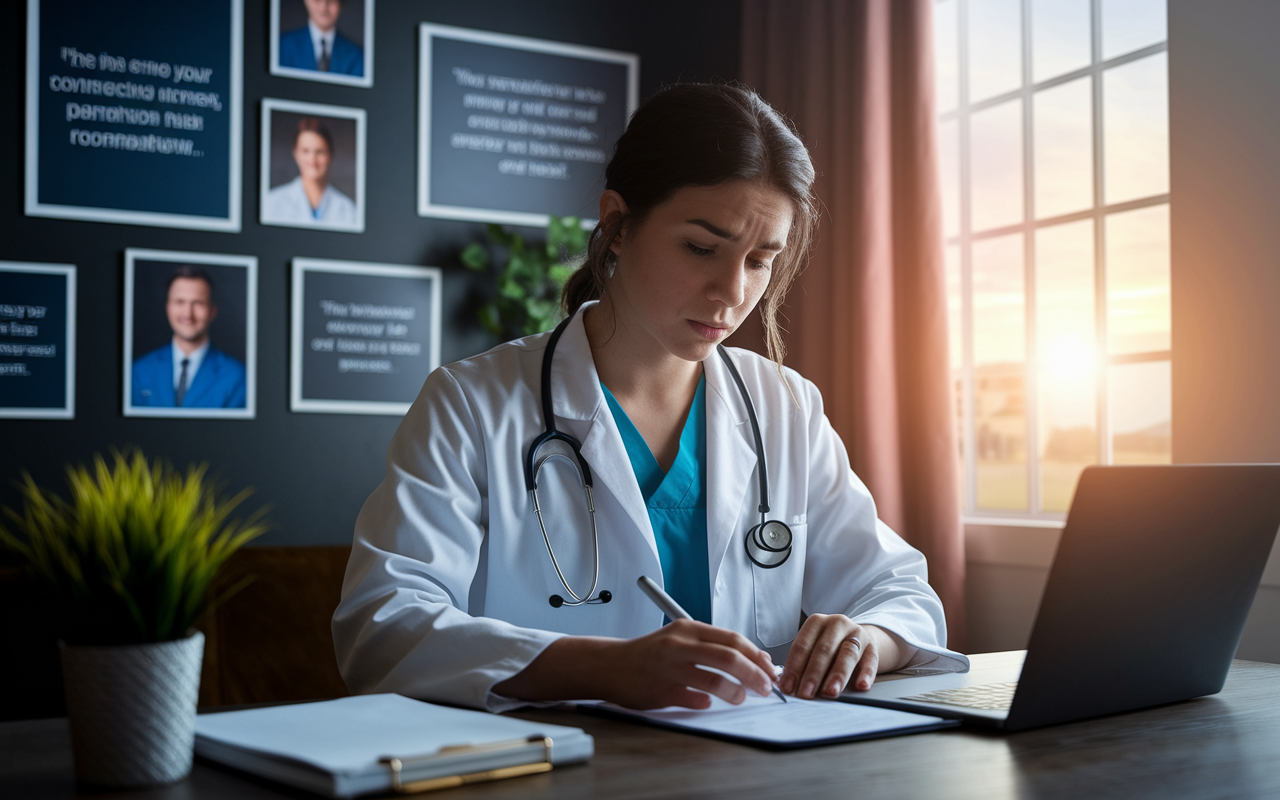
[707,260,748,307]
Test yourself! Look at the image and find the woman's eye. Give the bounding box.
[685,242,714,256]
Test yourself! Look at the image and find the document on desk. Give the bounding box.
[585,691,957,749]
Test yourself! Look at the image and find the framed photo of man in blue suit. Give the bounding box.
[123,249,257,419]
[270,0,373,88]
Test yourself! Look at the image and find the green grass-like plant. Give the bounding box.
[0,450,268,645]
[460,215,588,339]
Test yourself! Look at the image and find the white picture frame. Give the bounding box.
[291,258,442,416]
[0,261,76,420]
[417,23,638,227]
[269,0,374,88]
[260,98,366,234]
[123,248,257,419]
[24,0,243,231]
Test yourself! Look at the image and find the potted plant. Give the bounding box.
[460,215,588,339]
[0,450,267,788]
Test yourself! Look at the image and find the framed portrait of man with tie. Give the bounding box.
[123,249,257,419]
[270,0,374,88]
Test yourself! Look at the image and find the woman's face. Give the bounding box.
[604,181,793,364]
[293,131,332,184]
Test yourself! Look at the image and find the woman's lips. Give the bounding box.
[688,320,730,340]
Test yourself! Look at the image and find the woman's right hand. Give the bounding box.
[494,622,779,710]
[598,620,778,709]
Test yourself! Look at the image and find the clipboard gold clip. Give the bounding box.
[379,735,554,794]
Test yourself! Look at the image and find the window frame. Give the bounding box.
[941,0,1170,525]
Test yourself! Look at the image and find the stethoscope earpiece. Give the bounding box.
[549,590,611,608]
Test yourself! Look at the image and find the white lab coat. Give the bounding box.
[333,305,968,711]
[262,177,358,228]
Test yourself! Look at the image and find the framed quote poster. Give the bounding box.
[418,23,637,227]
[291,258,442,415]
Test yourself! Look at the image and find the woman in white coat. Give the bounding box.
[262,117,357,228]
[333,84,967,713]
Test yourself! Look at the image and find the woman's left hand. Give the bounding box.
[779,616,918,699]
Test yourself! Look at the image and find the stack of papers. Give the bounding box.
[588,691,956,748]
[194,694,594,798]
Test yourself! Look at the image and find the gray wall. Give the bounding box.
[967,0,1280,663]
[0,0,741,547]
[1167,0,1280,662]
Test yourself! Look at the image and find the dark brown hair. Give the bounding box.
[294,117,334,153]
[166,265,215,302]
[562,83,818,365]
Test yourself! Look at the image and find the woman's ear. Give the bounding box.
[598,190,629,255]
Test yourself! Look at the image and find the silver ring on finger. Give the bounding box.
[844,636,863,652]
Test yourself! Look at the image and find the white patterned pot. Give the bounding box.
[59,631,204,788]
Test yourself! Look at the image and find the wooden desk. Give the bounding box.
[4,660,1280,799]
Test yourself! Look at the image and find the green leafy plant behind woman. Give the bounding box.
[0,450,268,645]
[460,215,588,339]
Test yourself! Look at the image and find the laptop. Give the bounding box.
[842,464,1280,731]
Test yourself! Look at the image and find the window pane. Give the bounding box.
[1034,77,1093,219]
[973,234,1027,510]
[1104,52,1169,204]
[1106,204,1170,355]
[1101,0,1167,61]
[939,118,961,238]
[945,243,966,508]
[1036,220,1097,513]
[971,99,1024,232]
[1110,360,1171,464]
[1032,0,1091,83]
[968,0,1022,103]
[936,0,960,114]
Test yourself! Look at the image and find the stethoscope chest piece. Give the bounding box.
[745,519,793,568]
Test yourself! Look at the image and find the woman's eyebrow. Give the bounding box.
[687,219,785,251]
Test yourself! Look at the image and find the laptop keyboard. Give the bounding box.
[901,681,1018,711]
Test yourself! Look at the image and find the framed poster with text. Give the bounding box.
[0,262,76,419]
[291,259,442,416]
[25,0,243,231]
[418,23,638,227]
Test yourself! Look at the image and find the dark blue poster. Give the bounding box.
[418,24,637,227]
[291,260,442,416]
[25,0,242,231]
[0,263,76,419]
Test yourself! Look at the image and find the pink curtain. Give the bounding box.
[735,0,966,648]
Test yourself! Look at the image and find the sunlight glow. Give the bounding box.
[1047,333,1095,382]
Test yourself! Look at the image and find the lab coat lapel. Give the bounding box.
[704,349,756,589]
[548,309,660,567]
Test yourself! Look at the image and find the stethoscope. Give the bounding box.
[526,315,794,609]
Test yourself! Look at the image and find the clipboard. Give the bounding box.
[193,694,593,798]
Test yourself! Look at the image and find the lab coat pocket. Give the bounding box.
[751,523,806,648]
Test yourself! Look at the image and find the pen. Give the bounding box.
[636,575,787,703]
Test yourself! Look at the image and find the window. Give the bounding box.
[936,0,1170,521]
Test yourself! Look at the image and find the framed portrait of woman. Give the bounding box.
[260,98,365,233]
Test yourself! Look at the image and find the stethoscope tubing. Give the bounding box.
[527,314,794,607]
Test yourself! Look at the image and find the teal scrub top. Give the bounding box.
[601,377,713,624]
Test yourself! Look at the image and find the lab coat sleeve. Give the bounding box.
[332,366,565,712]
[795,375,969,674]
